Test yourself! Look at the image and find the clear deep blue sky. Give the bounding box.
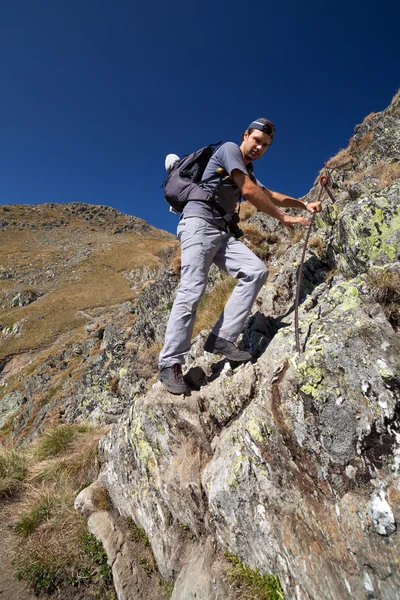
[1,0,399,233]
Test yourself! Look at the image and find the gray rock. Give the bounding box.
[0,390,23,428]
[170,538,235,600]
[370,490,396,536]
[88,253,400,599]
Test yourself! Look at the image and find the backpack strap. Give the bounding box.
[204,156,254,225]
[206,171,237,225]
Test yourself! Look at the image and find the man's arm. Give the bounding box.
[231,170,310,231]
[268,189,322,214]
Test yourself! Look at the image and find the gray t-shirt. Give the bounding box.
[182,142,264,229]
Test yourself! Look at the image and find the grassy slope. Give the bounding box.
[0,204,177,359]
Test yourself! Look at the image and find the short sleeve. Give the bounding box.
[217,142,248,176]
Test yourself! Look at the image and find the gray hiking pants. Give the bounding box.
[158,216,268,369]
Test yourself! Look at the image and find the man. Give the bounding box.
[158,118,321,394]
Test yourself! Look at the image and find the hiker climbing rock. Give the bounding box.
[158,118,322,394]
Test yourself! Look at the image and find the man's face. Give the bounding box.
[241,129,272,162]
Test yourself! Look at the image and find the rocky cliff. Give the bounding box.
[1,92,400,600]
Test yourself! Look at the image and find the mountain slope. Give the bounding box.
[1,91,399,600]
[0,202,176,359]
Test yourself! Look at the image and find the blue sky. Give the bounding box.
[1,0,399,233]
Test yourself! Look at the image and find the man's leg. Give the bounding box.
[159,217,222,371]
[211,235,268,342]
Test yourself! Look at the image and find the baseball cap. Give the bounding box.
[247,118,275,140]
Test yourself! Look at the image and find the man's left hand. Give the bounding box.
[306,202,322,214]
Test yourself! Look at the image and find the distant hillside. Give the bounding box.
[0,202,176,359]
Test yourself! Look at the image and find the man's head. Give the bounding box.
[240,117,275,163]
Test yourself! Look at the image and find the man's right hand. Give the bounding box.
[231,170,311,231]
[279,214,310,231]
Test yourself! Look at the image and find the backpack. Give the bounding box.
[163,143,223,213]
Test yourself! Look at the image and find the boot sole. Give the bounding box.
[159,379,189,395]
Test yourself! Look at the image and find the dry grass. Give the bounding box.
[252,246,270,262]
[356,131,374,152]
[240,201,258,221]
[0,268,134,359]
[0,208,176,360]
[362,112,377,123]
[240,223,271,261]
[320,127,377,175]
[241,223,268,246]
[390,88,400,105]
[366,270,400,329]
[321,130,374,180]
[33,423,98,461]
[93,240,176,272]
[290,229,305,244]
[14,488,94,593]
[365,270,400,304]
[10,423,112,595]
[14,492,55,536]
[31,432,103,488]
[348,161,400,190]
[348,170,367,184]
[0,448,27,498]
[367,162,400,189]
[382,303,399,329]
[325,146,353,169]
[309,235,325,258]
[265,233,279,244]
[134,343,163,380]
[193,277,237,337]
[90,485,113,512]
[169,246,182,274]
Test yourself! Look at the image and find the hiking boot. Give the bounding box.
[159,364,188,395]
[204,333,252,362]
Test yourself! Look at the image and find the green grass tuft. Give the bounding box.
[14,497,53,536]
[125,517,151,546]
[193,277,237,337]
[34,423,96,460]
[15,562,60,595]
[225,552,285,600]
[162,580,174,597]
[81,532,114,584]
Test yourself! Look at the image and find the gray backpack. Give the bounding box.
[163,143,222,213]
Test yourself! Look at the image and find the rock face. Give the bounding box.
[4,93,400,599]
[91,283,399,599]
[74,92,400,599]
